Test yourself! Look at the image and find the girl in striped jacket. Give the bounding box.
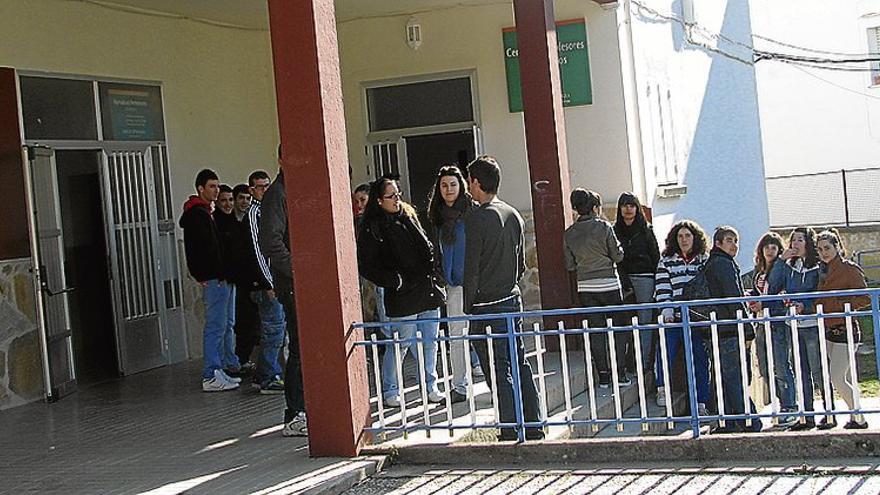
[654,220,711,413]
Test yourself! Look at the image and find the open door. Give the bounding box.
[27,146,77,399]
[102,147,168,374]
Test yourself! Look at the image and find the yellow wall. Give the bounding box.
[338,1,634,212]
[0,0,279,209]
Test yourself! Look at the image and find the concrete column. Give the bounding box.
[267,0,369,457]
[511,1,574,313]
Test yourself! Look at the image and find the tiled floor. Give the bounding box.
[0,360,363,494]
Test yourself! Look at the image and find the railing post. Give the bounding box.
[873,293,880,384]
[841,169,850,227]
[508,316,526,442]
[680,303,701,438]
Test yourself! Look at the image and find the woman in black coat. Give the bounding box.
[357,176,445,408]
[613,192,661,380]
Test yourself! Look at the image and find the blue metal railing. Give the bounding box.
[353,288,880,443]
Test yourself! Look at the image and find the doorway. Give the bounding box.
[55,150,118,384]
[404,130,476,220]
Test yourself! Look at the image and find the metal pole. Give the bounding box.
[841,169,851,227]
[509,316,526,442]
[680,303,701,438]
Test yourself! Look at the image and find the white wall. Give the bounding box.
[338,0,634,213]
[628,0,770,269]
[0,0,279,212]
[751,0,880,177]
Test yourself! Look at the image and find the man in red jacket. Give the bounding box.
[179,169,241,392]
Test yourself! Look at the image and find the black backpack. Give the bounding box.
[680,262,716,321]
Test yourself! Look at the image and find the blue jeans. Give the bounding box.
[202,280,233,379]
[222,284,240,371]
[718,337,762,431]
[656,327,711,404]
[765,322,797,411]
[797,325,827,416]
[382,308,440,400]
[251,289,286,383]
[470,296,543,438]
[628,274,657,373]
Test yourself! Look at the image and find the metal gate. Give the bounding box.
[102,147,168,374]
[27,147,77,399]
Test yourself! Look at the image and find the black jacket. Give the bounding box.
[213,210,251,284]
[179,196,224,282]
[258,171,293,285]
[704,247,754,340]
[614,223,660,288]
[357,209,444,318]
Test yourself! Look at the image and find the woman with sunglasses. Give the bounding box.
[357,176,446,408]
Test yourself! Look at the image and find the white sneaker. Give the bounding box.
[473,365,485,378]
[219,369,242,384]
[283,412,308,437]
[697,402,709,417]
[384,396,401,408]
[427,391,444,404]
[202,370,240,392]
[656,386,667,407]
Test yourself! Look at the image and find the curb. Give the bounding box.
[365,432,880,466]
[301,455,389,495]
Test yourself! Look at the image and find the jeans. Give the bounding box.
[764,322,797,411]
[202,280,233,379]
[251,289,286,383]
[274,275,305,417]
[796,325,828,417]
[470,296,543,439]
[234,285,261,364]
[578,290,631,382]
[656,327,711,404]
[382,308,441,400]
[718,337,761,431]
[627,274,656,374]
[222,284,240,371]
[446,286,469,394]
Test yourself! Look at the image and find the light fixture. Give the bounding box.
[406,16,422,50]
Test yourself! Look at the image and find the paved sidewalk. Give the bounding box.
[0,360,382,494]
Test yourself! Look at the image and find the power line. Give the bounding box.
[63,0,267,32]
[783,63,880,101]
[753,34,879,58]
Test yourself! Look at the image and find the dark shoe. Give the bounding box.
[844,420,869,430]
[525,428,545,440]
[450,390,467,404]
[259,376,285,395]
[787,420,816,431]
[499,428,544,441]
[598,375,612,389]
[710,425,742,434]
[817,418,838,430]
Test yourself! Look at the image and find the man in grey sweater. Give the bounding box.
[464,155,543,441]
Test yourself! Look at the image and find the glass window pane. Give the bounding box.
[367,77,473,132]
[20,76,98,140]
[99,82,165,141]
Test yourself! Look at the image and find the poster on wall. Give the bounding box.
[503,18,592,113]
[99,83,165,141]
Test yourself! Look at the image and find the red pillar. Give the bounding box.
[512,1,574,313]
[267,0,369,457]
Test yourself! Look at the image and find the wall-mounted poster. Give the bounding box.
[99,83,165,141]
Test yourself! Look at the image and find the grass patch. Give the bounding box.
[857,316,878,397]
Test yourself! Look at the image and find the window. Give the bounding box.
[366,77,474,132]
[20,76,98,140]
[868,27,880,86]
[645,82,681,185]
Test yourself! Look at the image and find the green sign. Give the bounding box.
[503,19,592,113]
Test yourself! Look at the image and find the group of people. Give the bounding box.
[179,147,870,441]
[355,155,871,439]
[178,146,307,437]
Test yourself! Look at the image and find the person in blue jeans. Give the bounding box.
[748,232,797,425]
[463,156,543,441]
[357,175,445,408]
[179,169,240,392]
[243,169,286,394]
[653,220,710,414]
[704,226,761,433]
[769,226,823,430]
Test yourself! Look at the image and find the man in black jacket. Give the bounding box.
[704,226,760,433]
[258,149,307,437]
[179,169,240,392]
[464,156,543,441]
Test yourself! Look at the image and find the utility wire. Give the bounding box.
[784,63,880,101]
[753,34,879,58]
[63,0,267,32]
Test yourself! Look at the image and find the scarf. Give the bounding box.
[439,196,470,244]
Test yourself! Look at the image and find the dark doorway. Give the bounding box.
[404,130,475,224]
[56,150,118,384]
